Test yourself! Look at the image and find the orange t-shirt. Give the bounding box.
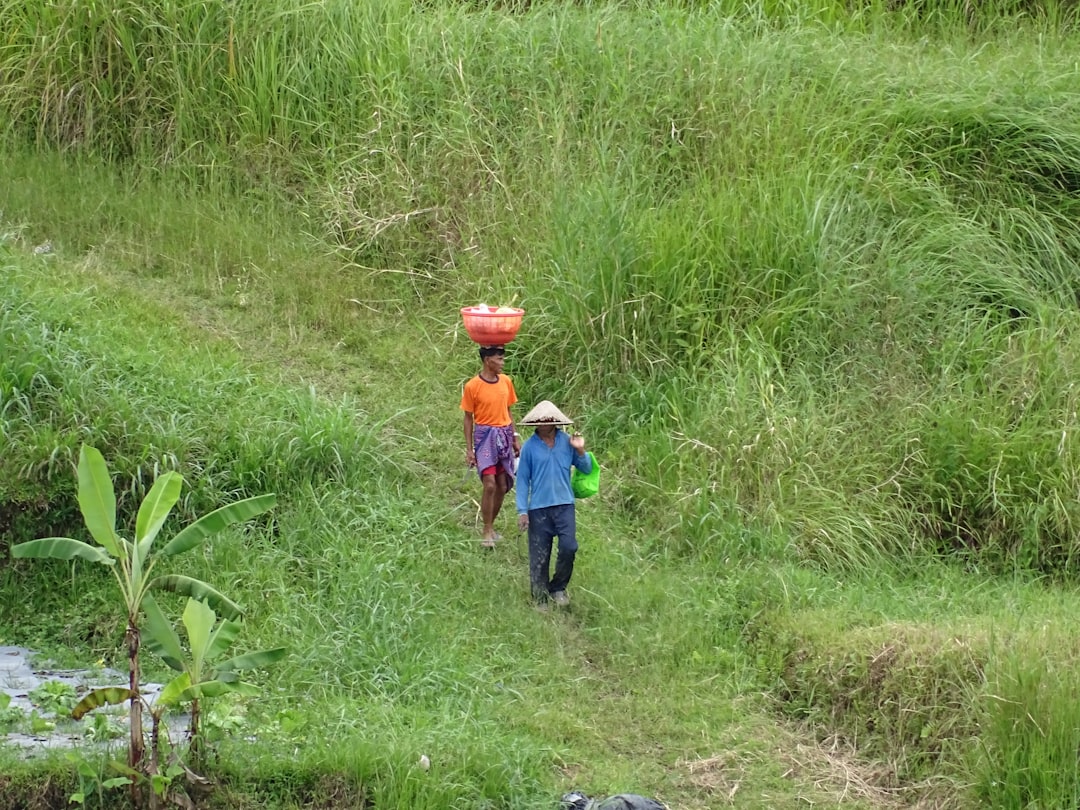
[460,374,517,427]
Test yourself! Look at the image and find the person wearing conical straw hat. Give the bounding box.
[515,400,592,610]
[461,344,522,547]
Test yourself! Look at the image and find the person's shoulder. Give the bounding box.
[461,375,482,400]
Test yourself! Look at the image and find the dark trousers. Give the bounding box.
[527,503,577,601]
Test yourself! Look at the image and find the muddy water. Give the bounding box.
[0,645,188,755]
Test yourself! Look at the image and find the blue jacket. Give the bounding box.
[516,429,593,513]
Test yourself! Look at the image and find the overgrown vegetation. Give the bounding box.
[12,445,279,806]
[3,0,1080,807]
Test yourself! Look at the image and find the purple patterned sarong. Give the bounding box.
[474,424,516,489]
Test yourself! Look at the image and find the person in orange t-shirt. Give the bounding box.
[461,345,521,547]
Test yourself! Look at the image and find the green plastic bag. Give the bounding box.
[571,452,600,499]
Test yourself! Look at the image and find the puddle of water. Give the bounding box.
[0,645,189,755]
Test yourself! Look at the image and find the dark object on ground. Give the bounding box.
[561,791,668,810]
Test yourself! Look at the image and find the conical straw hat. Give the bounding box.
[519,400,574,426]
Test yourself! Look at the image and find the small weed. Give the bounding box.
[149,763,185,803]
[28,680,78,716]
[0,692,25,730]
[28,710,55,734]
[66,752,132,807]
[83,712,125,743]
[203,693,248,741]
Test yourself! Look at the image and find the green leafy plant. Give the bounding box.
[263,707,310,747]
[83,712,126,743]
[146,595,286,763]
[202,693,247,740]
[149,763,185,804]
[11,444,275,790]
[28,679,78,716]
[28,710,55,734]
[0,692,25,730]
[66,752,132,807]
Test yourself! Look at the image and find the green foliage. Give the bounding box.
[12,446,273,623]
[28,711,55,735]
[775,617,984,783]
[0,256,391,542]
[0,300,58,413]
[0,693,24,731]
[12,442,275,801]
[146,594,285,755]
[975,651,1080,807]
[0,0,413,163]
[83,713,126,744]
[6,2,1080,807]
[65,752,132,808]
[149,763,184,802]
[0,293,83,538]
[27,681,78,717]
[70,688,135,723]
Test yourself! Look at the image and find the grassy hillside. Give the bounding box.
[4,1,1080,807]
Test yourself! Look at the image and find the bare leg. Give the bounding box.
[481,474,498,542]
[491,471,509,527]
[481,472,510,545]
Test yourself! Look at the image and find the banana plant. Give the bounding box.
[11,444,275,775]
[144,595,286,763]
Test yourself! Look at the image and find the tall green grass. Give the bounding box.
[6,3,1080,806]
[976,647,1080,807]
[6,1,1080,573]
[0,272,390,523]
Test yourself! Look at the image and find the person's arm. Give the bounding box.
[570,432,591,473]
[516,443,531,530]
[505,378,521,456]
[464,412,476,467]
